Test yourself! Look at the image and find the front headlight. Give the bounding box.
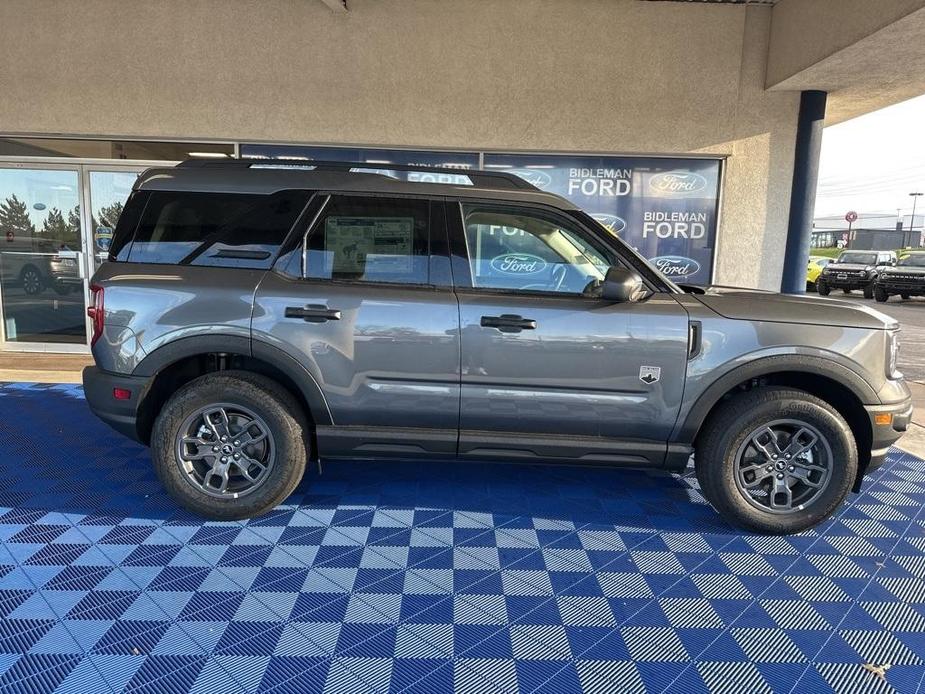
[888,330,902,379]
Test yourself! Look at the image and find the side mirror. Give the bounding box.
[601,266,645,303]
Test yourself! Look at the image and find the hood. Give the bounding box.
[688,285,897,330]
[823,263,872,272]
[880,266,925,276]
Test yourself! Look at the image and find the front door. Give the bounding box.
[451,200,691,467]
[253,192,461,458]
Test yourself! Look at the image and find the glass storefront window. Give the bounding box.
[0,168,85,344]
[88,170,140,272]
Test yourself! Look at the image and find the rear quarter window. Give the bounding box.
[124,190,311,268]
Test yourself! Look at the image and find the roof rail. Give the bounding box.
[175,158,539,191]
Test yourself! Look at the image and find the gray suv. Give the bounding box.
[82,160,913,534]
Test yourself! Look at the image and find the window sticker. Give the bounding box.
[324,216,413,274]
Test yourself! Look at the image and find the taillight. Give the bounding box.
[87,283,104,346]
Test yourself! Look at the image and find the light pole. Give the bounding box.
[910,192,923,248]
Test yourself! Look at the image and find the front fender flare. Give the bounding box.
[672,354,878,444]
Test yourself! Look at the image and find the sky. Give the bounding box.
[815,93,925,219]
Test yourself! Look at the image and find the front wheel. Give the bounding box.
[816,279,830,296]
[696,388,856,534]
[151,371,308,520]
[874,285,889,302]
[862,285,874,299]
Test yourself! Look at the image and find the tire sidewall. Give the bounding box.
[151,374,307,519]
[705,393,856,534]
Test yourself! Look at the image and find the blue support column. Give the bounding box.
[781,90,827,294]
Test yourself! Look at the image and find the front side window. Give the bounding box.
[462,203,613,294]
[305,195,430,285]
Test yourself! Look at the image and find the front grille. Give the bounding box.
[885,274,922,282]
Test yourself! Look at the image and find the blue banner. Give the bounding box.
[483,153,721,285]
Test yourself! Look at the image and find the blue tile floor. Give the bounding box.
[0,382,923,693]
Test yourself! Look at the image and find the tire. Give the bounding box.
[901,293,910,300]
[695,387,857,534]
[816,279,830,296]
[874,285,889,302]
[19,266,44,295]
[52,283,70,296]
[151,370,309,520]
[842,288,851,295]
[862,285,874,300]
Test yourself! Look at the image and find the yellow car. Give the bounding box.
[807,255,832,289]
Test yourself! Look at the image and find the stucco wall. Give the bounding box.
[0,0,800,289]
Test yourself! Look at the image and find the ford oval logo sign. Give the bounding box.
[651,255,701,280]
[649,171,708,195]
[508,169,552,190]
[490,253,549,275]
[590,213,626,235]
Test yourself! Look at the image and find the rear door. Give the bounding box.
[252,193,461,458]
[449,200,691,467]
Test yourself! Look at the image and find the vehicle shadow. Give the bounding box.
[0,384,734,535]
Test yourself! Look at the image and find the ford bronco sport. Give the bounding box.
[82,160,912,534]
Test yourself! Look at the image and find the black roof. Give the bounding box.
[133,159,579,210]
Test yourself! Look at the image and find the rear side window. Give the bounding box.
[126,190,310,268]
[304,195,430,285]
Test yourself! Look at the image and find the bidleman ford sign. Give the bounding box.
[487,154,721,285]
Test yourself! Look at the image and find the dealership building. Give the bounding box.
[1,0,925,353]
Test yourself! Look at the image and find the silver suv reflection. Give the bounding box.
[82,160,912,534]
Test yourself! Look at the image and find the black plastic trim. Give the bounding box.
[674,354,880,444]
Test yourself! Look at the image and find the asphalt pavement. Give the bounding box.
[820,290,925,456]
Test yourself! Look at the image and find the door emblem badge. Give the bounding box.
[639,366,661,384]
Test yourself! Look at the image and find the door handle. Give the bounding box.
[480,314,537,333]
[285,304,342,323]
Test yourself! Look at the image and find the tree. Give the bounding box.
[67,205,80,234]
[41,207,70,245]
[0,194,35,239]
[96,201,123,230]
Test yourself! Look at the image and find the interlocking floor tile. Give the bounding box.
[0,382,923,692]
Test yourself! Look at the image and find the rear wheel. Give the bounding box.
[862,285,874,299]
[696,388,856,534]
[842,288,851,294]
[874,285,889,302]
[20,266,44,295]
[151,371,308,520]
[816,279,830,296]
[901,293,910,300]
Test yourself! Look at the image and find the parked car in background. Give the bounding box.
[806,255,831,290]
[873,250,925,302]
[83,160,911,534]
[0,238,81,296]
[816,249,897,298]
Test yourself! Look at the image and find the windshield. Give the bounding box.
[899,254,925,267]
[837,252,876,265]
